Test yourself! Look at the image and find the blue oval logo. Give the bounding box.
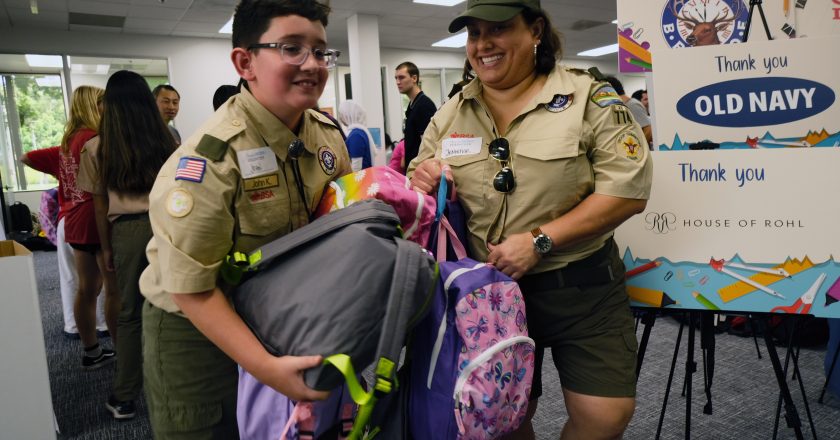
[676,77,835,127]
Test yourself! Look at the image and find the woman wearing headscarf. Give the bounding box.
[409,1,653,438]
[337,99,377,171]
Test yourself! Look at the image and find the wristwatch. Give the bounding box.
[531,227,553,255]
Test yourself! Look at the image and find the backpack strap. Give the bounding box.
[221,199,399,285]
[324,238,438,439]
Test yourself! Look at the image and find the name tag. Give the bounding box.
[237,147,279,179]
[441,137,482,159]
[243,174,280,191]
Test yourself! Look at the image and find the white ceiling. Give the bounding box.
[0,0,619,59]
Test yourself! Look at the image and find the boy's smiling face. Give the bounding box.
[242,15,329,128]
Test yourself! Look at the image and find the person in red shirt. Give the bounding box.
[56,86,119,369]
[22,148,109,339]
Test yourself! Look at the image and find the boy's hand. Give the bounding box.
[259,355,331,401]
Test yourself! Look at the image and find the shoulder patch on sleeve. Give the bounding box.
[590,85,624,108]
[195,134,229,162]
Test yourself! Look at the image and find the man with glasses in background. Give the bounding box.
[139,1,351,438]
[152,84,182,145]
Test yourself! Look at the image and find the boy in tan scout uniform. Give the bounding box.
[409,1,652,438]
[138,1,349,438]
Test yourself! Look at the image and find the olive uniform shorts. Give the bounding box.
[518,238,637,399]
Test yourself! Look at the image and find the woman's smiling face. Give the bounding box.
[465,15,542,91]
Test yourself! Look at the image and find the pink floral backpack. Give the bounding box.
[408,179,535,439]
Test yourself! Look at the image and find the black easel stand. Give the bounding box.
[756,314,805,440]
[770,315,818,440]
[743,0,773,42]
[636,310,657,380]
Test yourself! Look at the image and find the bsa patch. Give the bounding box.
[612,107,633,125]
[318,146,337,175]
[248,189,277,204]
[166,188,194,218]
[590,85,623,108]
[243,174,280,192]
[618,132,643,161]
[545,94,573,113]
[175,157,207,183]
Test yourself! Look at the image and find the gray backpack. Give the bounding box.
[228,199,437,400]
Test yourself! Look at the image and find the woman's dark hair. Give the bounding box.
[232,0,331,49]
[463,7,563,78]
[99,70,176,194]
[523,7,563,75]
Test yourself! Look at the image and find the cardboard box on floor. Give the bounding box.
[0,240,57,439]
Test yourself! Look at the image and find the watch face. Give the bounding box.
[535,235,552,254]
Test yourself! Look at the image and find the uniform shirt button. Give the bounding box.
[232,120,241,126]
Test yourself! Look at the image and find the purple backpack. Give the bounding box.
[409,180,536,439]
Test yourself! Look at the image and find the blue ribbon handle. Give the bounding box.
[435,172,448,221]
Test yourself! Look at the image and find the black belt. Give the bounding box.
[518,239,617,293]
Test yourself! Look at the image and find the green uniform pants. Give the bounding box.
[143,301,239,439]
[111,214,151,401]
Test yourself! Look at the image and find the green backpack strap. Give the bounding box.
[323,354,397,440]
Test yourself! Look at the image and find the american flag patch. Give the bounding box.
[175,157,206,183]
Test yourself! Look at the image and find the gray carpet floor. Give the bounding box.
[31,250,840,439]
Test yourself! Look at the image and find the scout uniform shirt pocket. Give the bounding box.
[235,144,291,239]
[512,137,591,210]
[443,143,488,209]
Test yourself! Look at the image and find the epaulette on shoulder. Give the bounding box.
[565,67,590,76]
[195,134,229,162]
[587,67,607,82]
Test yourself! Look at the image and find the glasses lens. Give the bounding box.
[281,44,308,65]
[489,138,510,161]
[493,167,515,193]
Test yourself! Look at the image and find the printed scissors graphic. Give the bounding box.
[770,273,827,315]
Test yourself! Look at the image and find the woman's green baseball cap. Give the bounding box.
[448,0,541,33]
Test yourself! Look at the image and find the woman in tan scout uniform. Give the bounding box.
[409,1,653,439]
[138,1,350,438]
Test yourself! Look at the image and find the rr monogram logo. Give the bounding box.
[645,212,677,234]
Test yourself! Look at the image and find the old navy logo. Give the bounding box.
[545,94,573,113]
[676,77,835,127]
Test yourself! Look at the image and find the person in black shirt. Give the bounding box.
[395,61,436,169]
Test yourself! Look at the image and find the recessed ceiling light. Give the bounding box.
[577,43,618,57]
[25,54,62,68]
[432,32,467,48]
[414,0,464,6]
[219,17,233,34]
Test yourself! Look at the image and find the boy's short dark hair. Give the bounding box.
[152,84,179,98]
[632,89,646,101]
[232,0,331,49]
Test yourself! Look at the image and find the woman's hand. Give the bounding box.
[410,159,451,195]
[486,232,540,280]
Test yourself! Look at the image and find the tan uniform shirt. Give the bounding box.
[77,137,150,221]
[139,88,351,313]
[410,66,653,273]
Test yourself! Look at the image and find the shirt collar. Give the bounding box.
[460,66,573,105]
[235,87,301,162]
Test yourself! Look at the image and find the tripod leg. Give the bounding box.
[749,315,762,359]
[685,311,696,440]
[656,316,685,440]
[636,310,657,381]
[788,318,818,439]
[760,315,804,440]
[700,311,715,415]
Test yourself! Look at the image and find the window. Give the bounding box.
[0,73,65,191]
[0,54,170,192]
